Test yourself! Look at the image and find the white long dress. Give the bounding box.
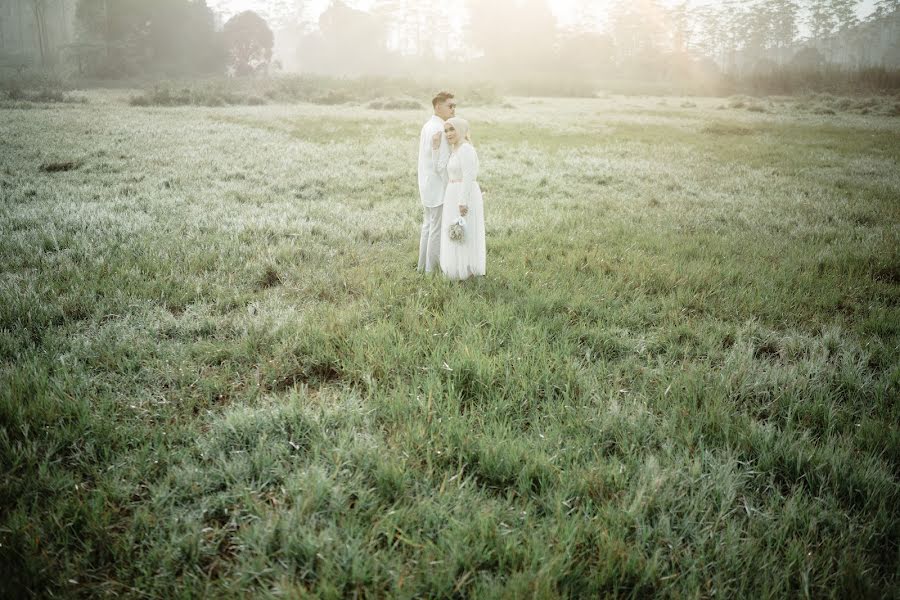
[437,143,485,280]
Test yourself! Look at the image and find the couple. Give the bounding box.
[416,91,486,281]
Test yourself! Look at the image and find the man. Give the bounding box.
[417,91,455,273]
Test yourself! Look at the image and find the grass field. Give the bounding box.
[1,89,898,598]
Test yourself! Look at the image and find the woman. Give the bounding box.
[432,116,486,280]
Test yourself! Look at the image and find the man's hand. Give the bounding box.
[432,132,442,149]
[459,205,468,217]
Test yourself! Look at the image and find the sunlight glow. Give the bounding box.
[210,0,877,31]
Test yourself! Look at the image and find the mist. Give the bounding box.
[237,0,899,93]
[1,0,898,95]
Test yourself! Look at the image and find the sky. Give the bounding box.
[209,0,880,30]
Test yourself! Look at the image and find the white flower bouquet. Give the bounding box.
[448,216,466,242]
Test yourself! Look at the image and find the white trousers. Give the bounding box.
[417,204,442,273]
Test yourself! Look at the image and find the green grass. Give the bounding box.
[122,76,501,109]
[1,91,898,598]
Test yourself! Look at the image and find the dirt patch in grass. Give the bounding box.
[270,361,344,392]
[753,340,782,360]
[258,266,282,289]
[702,122,755,136]
[871,263,900,285]
[39,160,80,173]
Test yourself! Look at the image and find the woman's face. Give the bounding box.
[444,122,459,145]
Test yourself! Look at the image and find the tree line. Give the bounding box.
[1,0,898,91]
[0,0,274,77]
[285,0,900,92]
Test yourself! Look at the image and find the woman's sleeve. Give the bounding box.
[460,145,479,206]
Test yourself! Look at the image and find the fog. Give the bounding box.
[1,0,897,95]
[211,0,897,86]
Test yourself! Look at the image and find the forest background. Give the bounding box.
[1,0,899,98]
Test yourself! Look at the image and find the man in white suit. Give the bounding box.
[417,91,455,273]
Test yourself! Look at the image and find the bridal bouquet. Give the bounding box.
[448,217,466,242]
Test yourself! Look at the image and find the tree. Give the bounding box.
[259,0,304,31]
[75,0,222,77]
[607,0,669,71]
[740,1,775,60]
[30,0,49,65]
[222,10,273,76]
[0,1,33,63]
[872,0,900,18]
[829,0,859,30]
[8,0,75,67]
[807,0,836,39]
[769,0,800,57]
[804,0,858,62]
[790,45,824,67]
[668,1,692,54]
[301,1,389,74]
[263,0,308,72]
[827,0,859,64]
[720,0,754,72]
[147,0,223,75]
[694,5,728,66]
[373,0,450,58]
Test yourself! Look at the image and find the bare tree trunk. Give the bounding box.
[59,0,67,47]
[18,0,26,55]
[31,0,47,66]
[104,0,110,60]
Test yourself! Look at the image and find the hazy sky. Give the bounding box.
[210,0,879,29]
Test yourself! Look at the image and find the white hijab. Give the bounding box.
[447,116,471,149]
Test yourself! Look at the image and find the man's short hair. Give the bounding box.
[432,91,454,108]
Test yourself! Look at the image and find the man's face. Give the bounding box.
[435,98,456,120]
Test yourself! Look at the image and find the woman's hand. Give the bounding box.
[459,204,468,217]
[432,132,442,149]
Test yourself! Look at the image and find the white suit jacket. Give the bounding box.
[418,115,450,208]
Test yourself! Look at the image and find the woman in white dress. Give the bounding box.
[432,117,486,280]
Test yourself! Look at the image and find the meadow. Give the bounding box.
[1,87,898,598]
